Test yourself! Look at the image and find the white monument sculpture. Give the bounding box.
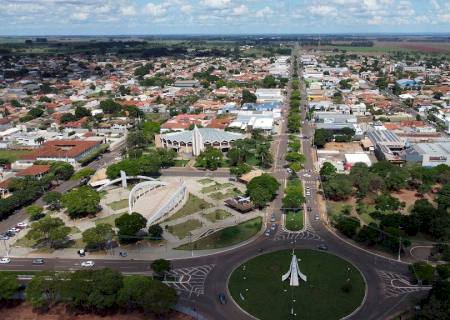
[192,125,205,156]
[282,250,307,286]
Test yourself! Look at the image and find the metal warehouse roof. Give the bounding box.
[160,128,244,144]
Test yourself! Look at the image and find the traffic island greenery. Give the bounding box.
[285,211,304,231]
[229,249,365,320]
[175,216,262,250]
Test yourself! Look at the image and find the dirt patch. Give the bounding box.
[391,189,435,213]
[324,142,363,153]
[2,303,192,320]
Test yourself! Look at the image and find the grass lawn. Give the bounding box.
[200,182,234,194]
[285,211,303,231]
[174,159,189,167]
[95,212,126,226]
[203,209,232,223]
[14,235,37,247]
[176,217,262,250]
[165,193,212,222]
[0,149,32,162]
[167,219,203,239]
[107,199,129,211]
[197,178,214,185]
[229,249,365,320]
[209,188,241,200]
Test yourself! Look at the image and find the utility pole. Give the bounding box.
[397,236,402,262]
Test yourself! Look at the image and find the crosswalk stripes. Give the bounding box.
[164,264,215,297]
[376,270,431,298]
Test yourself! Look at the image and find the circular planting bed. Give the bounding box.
[228,249,366,320]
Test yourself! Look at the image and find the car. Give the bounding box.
[305,186,311,191]
[78,249,86,257]
[314,215,320,221]
[4,231,14,237]
[81,260,95,267]
[0,234,9,241]
[264,230,271,237]
[270,214,276,222]
[305,191,311,196]
[228,176,237,182]
[16,222,28,229]
[304,173,311,178]
[0,257,11,264]
[9,227,21,233]
[32,258,45,265]
[218,293,227,305]
[307,207,312,212]
[318,244,328,251]
[271,223,277,231]
[286,168,293,174]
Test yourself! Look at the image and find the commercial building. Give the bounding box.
[255,89,283,103]
[367,128,406,163]
[405,142,450,167]
[344,153,372,169]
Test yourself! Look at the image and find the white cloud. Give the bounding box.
[256,6,273,18]
[71,12,89,21]
[180,4,193,14]
[308,5,337,17]
[200,0,231,9]
[144,2,167,17]
[232,4,248,16]
[120,5,137,16]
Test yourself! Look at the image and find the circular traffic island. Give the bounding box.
[228,249,366,320]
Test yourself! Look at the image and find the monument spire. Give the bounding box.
[282,249,307,286]
[192,125,204,156]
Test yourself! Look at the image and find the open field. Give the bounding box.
[229,249,365,320]
[176,217,262,250]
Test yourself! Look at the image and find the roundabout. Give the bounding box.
[228,249,366,320]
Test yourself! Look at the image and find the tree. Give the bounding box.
[100,99,122,114]
[157,148,176,168]
[26,204,44,221]
[42,191,62,208]
[148,224,163,239]
[115,212,147,243]
[285,152,305,163]
[25,271,62,308]
[82,224,115,250]
[247,174,279,208]
[410,262,435,285]
[320,162,337,181]
[314,129,333,148]
[61,186,100,219]
[335,216,360,238]
[375,194,402,212]
[151,259,171,275]
[0,273,20,301]
[75,106,91,119]
[196,147,223,170]
[127,130,150,153]
[50,161,74,181]
[437,183,450,212]
[60,113,77,123]
[27,216,70,248]
[262,75,277,88]
[323,174,353,201]
[117,276,177,315]
[241,89,257,105]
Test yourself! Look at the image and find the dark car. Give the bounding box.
[218,293,227,305]
[307,207,312,212]
[318,244,328,251]
[32,258,45,265]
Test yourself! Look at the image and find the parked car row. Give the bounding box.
[0,223,28,240]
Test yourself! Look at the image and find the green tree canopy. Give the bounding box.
[82,224,116,249]
[115,212,147,243]
[61,186,100,219]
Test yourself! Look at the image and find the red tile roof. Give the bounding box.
[21,140,101,160]
[17,164,50,177]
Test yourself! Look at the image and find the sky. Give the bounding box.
[1,0,450,35]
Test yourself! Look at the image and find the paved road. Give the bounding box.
[0,51,429,320]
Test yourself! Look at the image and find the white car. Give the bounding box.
[0,257,11,264]
[80,260,95,267]
[9,228,20,233]
[16,222,28,229]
